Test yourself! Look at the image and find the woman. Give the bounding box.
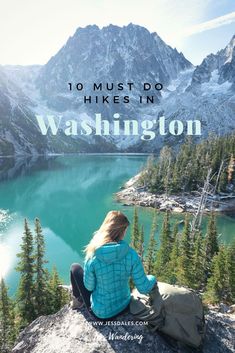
[70,210,156,320]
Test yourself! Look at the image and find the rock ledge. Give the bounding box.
[12,305,235,353]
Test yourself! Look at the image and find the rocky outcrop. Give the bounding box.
[37,24,192,111]
[0,66,91,155]
[116,175,235,214]
[12,305,235,353]
[2,29,235,155]
[189,35,235,89]
[0,67,47,155]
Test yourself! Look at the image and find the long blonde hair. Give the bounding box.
[84,211,130,260]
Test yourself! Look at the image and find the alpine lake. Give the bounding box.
[0,154,234,295]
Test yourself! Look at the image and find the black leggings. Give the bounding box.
[70,263,129,321]
[70,263,92,309]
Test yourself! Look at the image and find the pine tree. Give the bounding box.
[177,215,193,287]
[154,211,172,280]
[204,246,232,304]
[191,231,205,289]
[204,212,219,278]
[43,269,53,315]
[139,155,156,189]
[137,225,145,261]
[16,219,35,326]
[161,147,173,195]
[166,222,180,284]
[145,213,157,274]
[47,267,67,314]
[0,279,17,353]
[142,133,235,195]
[227,240,235,302]
[130,208,143,290]
[218,169,228,192]
[34,218,48,316]
[131,208,140,252]
[227,154,235,184]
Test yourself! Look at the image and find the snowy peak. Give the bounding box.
[37,23,192,106]
[1,25,234,155]
[225,35,235,63]
[190,34,235,89]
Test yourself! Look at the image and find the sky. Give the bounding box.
[0,0,235,66]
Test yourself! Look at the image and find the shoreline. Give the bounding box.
[115,174,235,214]
[0,152,151,159]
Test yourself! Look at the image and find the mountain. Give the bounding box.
[3,24,193,154]
[190,35,235,90]
[132,34,235,152]
[1,25,235,155]
[0,66,48,155]
[37,24,192,113]
[0,66,106,155]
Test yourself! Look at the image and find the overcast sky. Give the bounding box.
[0,0,235,66]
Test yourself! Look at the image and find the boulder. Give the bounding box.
[12,305,235,353]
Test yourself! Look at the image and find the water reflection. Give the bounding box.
[0,155,234,294]
[0,155,147,251]
[1,219,83,295]
[0,243,11,278]
[0,155,63,182]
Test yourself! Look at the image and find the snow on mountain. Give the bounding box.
[3,24,193,153]
[189,35,235,90]
[0,66,99,155]
[0,66,48,155]
[151,35,235,146]
[36,24,192,113]
[1,26,234,155]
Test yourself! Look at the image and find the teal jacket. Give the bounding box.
[83,240,156,319]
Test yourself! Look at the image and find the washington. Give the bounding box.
[35,113,202,141]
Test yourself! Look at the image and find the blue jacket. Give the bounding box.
[83,240,156,319]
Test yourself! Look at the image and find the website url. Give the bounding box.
[87,320,148,326]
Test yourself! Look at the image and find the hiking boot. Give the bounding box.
[70,295,84,310]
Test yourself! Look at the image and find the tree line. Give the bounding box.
[1,210,234,352]
[0,218,69,353]
[139,134,235,195]
[131,208,235,305]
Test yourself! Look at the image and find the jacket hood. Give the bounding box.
[95,240,129,263]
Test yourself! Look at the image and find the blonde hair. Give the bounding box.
[84,211,130,260]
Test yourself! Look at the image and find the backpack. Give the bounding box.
[130,282,205,349]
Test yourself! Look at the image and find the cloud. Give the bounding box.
[182,11,235,37]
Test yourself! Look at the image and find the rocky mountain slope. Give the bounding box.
[190,35,235,89]
[1,25,235,155]
[0,65,115,155]
[36,24,191,111]
[12,305,235,353]
[132,34,235,153]
[0,67,48,155]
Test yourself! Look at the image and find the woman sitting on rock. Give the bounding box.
[70,210,156,320]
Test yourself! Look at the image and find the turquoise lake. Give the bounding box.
[0,155,234,295]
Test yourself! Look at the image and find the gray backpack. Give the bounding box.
[130,282,205,349]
